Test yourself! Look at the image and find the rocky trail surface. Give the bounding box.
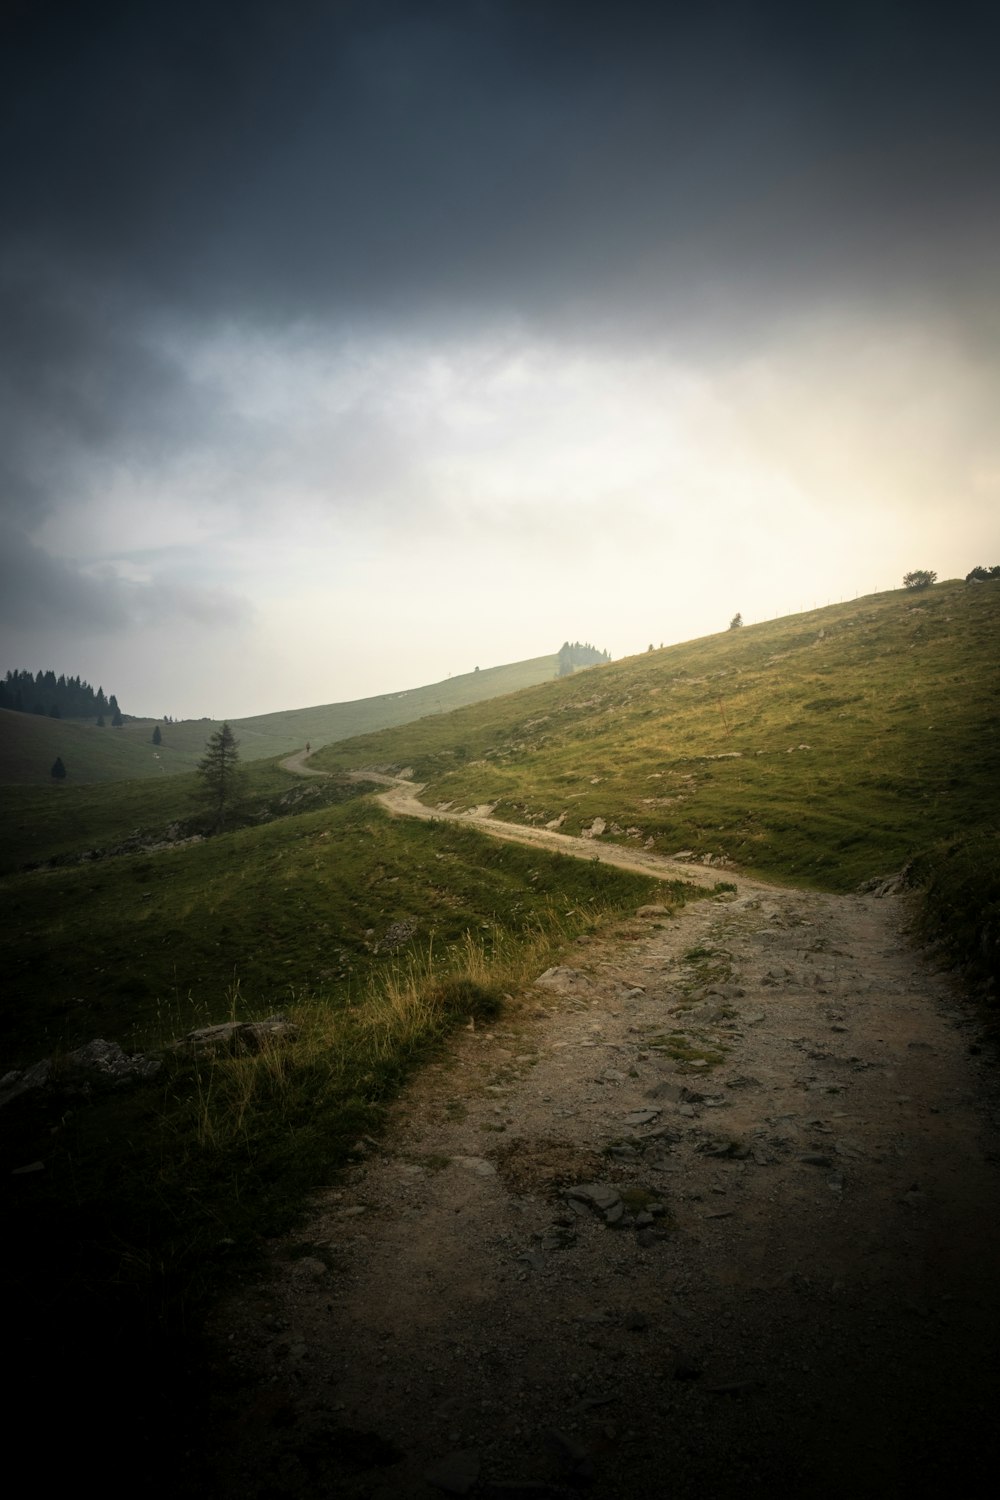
[211,764,1000,1498]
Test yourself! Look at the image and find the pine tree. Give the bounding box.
[196,723,244,830]
[51,756,67,780]
[152,725,162,746]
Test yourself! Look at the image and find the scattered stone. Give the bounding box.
[183,1017,296,1056]
[607,1144,639,1160]
[518,1249,546,1272]
[63,1037,162,1084]
[637,904,671,918]
[0,1059,53,1108]
[698,1138,750,1160]
[644,1081,683,1103]
[378,919,417,952]
[454,1156,497,1177]
[426,1448,481,1495]
[622,1109,660,1127]
[535,967,594,996]
[800,1154,834,1169]
[12,1160,45,1175]
[566,1183,622,1213]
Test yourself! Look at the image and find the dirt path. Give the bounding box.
[211,762,1000,1498]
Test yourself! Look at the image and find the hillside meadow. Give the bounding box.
[315,581,999,990]
[0,652,559,784]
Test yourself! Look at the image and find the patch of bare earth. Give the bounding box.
[208,881,1000,1499]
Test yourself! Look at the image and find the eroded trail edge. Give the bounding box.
[214,763,1000,1498]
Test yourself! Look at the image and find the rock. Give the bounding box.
[426,1449,481,1495]
[698,1138,750,1159]
[535,967,594,995]
[0,1058,53,1108]
[377,919,417,952]
[183,1016,297,1055]
[622,1109,660,1127]
[800,1154,834,1168]
[454,1156,497,1177]
[63,1038,161,1085]
[567,1183,622,1213]
[644,1080,683,1103]
[581,818,607,839]
[637,904,671,918]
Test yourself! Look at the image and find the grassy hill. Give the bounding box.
[0,653,559,784]
[3,580,997,1486]
[315,580,1000,895]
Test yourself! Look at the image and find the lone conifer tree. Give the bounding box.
[197,722,243,829]
[51,756,67,780]
[152,725,162,745]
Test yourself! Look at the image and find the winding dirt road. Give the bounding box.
[214,754,1000,1498]
[280,751,730,891]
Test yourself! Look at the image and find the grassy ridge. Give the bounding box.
[0,653,559,784]
[315,581,1000,896]
[2,799,669,1067]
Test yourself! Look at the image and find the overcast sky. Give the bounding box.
[2,0,997,719]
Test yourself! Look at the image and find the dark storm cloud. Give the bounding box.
[2,0,998,627]
[5,0,999,325]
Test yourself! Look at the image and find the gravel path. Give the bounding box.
[209,763,1000,1498]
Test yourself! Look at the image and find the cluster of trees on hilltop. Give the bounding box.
[558,641,611,676]
[0,669,124,722]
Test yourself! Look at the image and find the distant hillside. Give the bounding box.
[315,581,1000,897]
[0,653,559,784]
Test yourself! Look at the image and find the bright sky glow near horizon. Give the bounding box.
[2,2,998,719]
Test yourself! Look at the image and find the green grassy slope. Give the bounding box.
[0,756,342,876]
[1,798,667,1068]
[0,654,558,784]
[1,785,678,1487]
[315,581,1000,895]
